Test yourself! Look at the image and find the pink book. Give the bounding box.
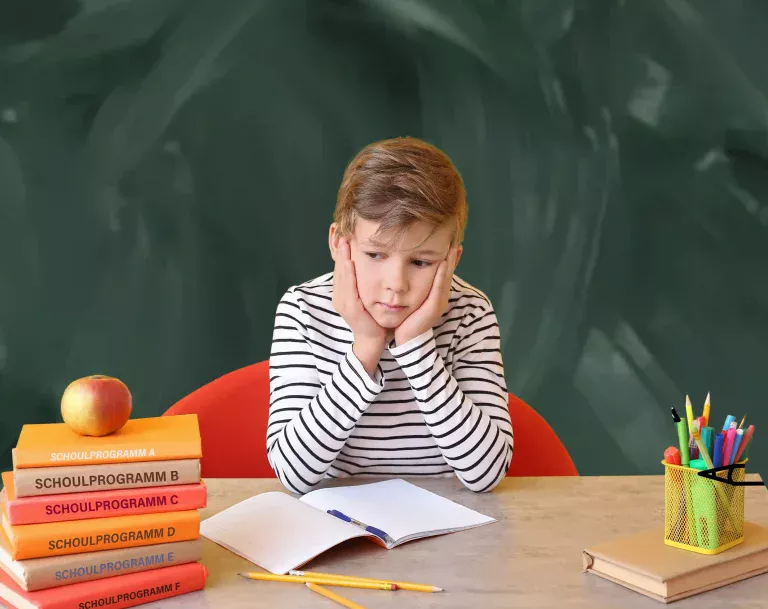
[0,561,207,609]
[1,473,206,526]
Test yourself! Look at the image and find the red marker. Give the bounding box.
[734,425,755,463]
[664,446,682,466]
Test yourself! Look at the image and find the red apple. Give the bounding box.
[60,375,132,436]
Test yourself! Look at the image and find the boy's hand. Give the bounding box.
[332,238,387,374]
[394,246,460,347]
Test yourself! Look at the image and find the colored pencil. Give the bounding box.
[288,569,442,593]
[307,582,368,609]
[239,572,396,591]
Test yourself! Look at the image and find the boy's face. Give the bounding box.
[330,218,462,330]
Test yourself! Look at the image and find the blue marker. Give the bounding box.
[327,510,395,546]
[729,429,744,465]
[722,415,735,432]
[713,432,724,468]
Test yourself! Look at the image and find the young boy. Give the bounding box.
[268,137,513,494]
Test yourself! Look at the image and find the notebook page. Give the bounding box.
[300,479,495,544]
[200,492,371,574]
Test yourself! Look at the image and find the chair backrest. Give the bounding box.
[506,393,578,477]
[164,361,274,478]
[163,361,578,478]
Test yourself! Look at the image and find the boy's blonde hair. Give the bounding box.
[334,137,467,247]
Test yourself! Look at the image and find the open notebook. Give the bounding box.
[200,479,495,574]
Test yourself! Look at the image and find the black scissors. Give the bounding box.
[696,463,764,487]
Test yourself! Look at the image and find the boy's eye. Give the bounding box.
[363,252,433,268]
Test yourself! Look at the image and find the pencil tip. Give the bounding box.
[686,394,692,406]
[237,573,248,579]
[434,587,444,592]
[706,391,710,403]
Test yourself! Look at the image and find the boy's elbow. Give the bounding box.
[459,449,512,493]
[268,455,323,495]
[271,464,319,495]
[275,475,314,495]
[462,474,504,493]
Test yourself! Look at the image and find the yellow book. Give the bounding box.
[2,509,200,560]
[13,415,201,469]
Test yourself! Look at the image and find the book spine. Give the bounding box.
[21,539,203,592]
[42,562,207,609]
[6,483,207,525]
[13,440,202,470]
[5,510,200,560]
[13,416,202,469]
[13,459,201,498]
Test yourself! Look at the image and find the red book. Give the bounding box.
[0,562,207,609]
[1,473,207,526]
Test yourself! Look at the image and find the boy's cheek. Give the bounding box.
[355,277,375,303]
[409,291,430,311]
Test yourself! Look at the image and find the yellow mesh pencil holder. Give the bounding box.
[662,459,747,555]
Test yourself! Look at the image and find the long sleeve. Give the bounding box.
[389,300,513,492]
[267,288,385,494]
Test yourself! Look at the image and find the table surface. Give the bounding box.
[153,474,768,609]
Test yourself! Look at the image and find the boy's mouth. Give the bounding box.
[378,303,407,312]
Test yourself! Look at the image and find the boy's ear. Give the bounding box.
[454,244,463,270]
[329,223,341,261]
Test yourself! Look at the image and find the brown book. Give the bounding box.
[0,528,202,591]
[12,460,201,498]
[582,521,768,603]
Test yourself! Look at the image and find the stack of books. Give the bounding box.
[0,414,208,609]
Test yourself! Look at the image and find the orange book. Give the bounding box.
[0,561,207,609]
[13,415,201,469]
[2,510,200,560]
[1,472,207,525]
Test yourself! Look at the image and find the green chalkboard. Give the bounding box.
[1,0,767,481]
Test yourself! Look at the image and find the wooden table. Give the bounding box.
[173,475,768,608]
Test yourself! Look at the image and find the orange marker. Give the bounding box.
[664,446,681,465]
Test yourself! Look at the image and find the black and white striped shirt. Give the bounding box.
[267,272,513,494]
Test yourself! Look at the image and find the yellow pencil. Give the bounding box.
[288,569,443,593]
[238,572,396,590]
[738,414,747,430]
[307,582,367,609]
[702,392,711,427]
[685,395,695,433]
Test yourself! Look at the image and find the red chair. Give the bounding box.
[163,361,578,478]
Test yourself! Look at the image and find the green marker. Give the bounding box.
[689,458,720,549]
[742,437,753,460]
[677,418,691,466]
[701,427,715,460]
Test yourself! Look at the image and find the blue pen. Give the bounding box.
[327,510,395,546]
[713,432,724,468]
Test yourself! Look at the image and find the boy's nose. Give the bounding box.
[384,266,408,294]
